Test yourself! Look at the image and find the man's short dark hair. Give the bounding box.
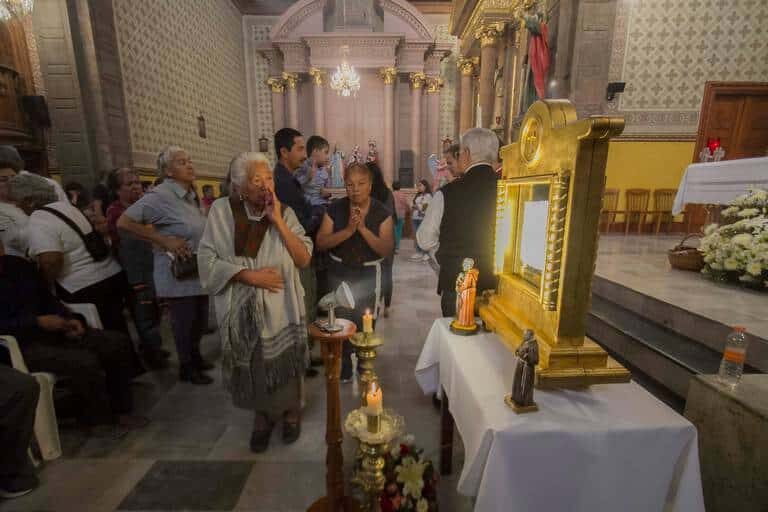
[307,135,329,155]
[392,181,401,191]
[202,184,213,192]
[274,128,303,158]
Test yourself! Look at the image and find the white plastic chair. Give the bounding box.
[1,302,103,462]
[0,335,61,462]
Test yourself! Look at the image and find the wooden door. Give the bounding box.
[694,82,768,161]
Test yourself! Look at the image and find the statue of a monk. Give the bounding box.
[511,330,539,408]
[450,258,479,335]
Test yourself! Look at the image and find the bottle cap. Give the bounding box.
[733,326,747,333]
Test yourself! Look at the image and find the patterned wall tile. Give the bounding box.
[610,0,768,134]
[433,22,459,142]
[250,21,276,164]
[114,0,249,176]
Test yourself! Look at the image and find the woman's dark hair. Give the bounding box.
[417,179,432,195]
[307,135,329,155]
[274,127,302,158]
[344,162,372,182]
[443,144,460,160]
[392,181,401,191]
[365,161,390,204]
[64,181,90,209]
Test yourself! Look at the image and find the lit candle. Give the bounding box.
[363,309,374,333]
[365,382,383,434]
[365,382,383,415]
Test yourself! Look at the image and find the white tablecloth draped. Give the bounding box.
[415,318,705,512]
[672,156,768,214]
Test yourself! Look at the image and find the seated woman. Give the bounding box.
[13,173,129,334]
[316,163,394,381]
[198,152,312,452]
[0,239,145,434]
[0,154,28,258]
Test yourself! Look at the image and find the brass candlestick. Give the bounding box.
[345,409,404,512]
[350,332,384,406]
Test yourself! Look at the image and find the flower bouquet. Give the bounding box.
[380,435,438,512]
[699,188,768,290]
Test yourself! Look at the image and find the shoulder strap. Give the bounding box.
[39,206,91,245]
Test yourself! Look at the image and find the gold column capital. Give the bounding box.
[379,67,398,85]
[282,72,299,89]
[266,76,285,93]
[409,72,426,89]
[474,23,504,48]
[457,56,479,76]
[425,76,444,94]
[308,67,327,86]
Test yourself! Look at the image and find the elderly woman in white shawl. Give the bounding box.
[198,152,311,453]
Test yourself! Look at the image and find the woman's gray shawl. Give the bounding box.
[198,198,312,397]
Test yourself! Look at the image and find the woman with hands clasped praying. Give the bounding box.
[316,162,394,381]
[198,152,312,453]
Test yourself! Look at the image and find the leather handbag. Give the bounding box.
[40,206,111,262]
[169,253,198,280]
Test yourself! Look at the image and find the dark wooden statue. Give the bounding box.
[510,329,539,412]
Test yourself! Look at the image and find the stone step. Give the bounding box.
[592,276,768,372]
[587,294,724,401]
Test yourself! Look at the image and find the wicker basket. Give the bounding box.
[668,234,704,271]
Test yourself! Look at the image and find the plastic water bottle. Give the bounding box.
[717,327,748,389]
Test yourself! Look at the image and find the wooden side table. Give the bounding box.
[308,318,361,512]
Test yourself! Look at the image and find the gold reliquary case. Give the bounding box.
[479,100,631,388]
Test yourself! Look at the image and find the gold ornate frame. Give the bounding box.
[480,100,630,388]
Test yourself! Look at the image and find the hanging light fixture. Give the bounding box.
[330,45,360,98]
[0,0,34,20]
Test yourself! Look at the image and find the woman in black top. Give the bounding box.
[366,161,396,317]
[316,163,394,380]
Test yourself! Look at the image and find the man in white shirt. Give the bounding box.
[0,156,29,258]
[416,128,499,316]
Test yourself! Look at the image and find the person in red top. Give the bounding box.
[106,168,170,369]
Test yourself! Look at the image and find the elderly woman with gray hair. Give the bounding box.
[117,145,213,385]
[197,152,311,452]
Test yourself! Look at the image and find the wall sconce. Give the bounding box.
[258,134,269,153]
[197,111,207,138]
[606,82,626,102]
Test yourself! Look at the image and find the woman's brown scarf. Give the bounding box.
[230,196,270,258]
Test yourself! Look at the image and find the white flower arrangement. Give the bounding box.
[699,188,768,289]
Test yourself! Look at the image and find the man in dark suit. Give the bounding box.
[417,128,499,317]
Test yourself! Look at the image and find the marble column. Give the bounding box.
[380,67,397,184]
[267,77,285,132]
[308,68,326,135]
[457,57,478,134]
[283,72,300,129]
[409,72,425,181]
[475,23,503,128]
[426,76,443,158]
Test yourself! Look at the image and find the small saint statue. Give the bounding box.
[348,145,362,166]
[366,139,378,163]
[450,257,479,335]
[509,329,539,413]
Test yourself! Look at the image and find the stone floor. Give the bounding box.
[596,234,768,340]
[0,243,473,512]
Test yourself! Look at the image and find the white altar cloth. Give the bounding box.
[672,156,768,214]
[415,318,705,512]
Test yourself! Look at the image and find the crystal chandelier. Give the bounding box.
[330,46,360,98]
[0,0,34,20]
